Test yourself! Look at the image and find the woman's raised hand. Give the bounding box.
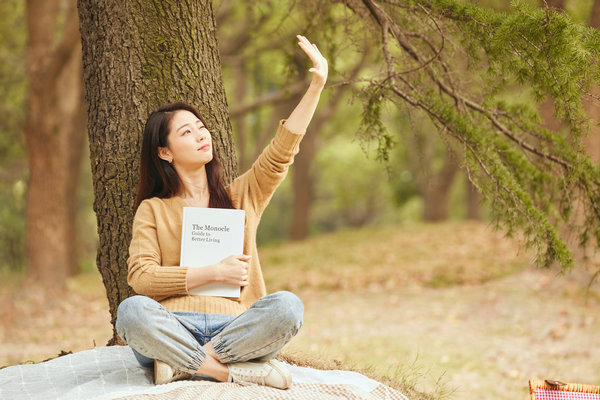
[282,35,327,133]
[215,254,251,287]
[296,35,328,88]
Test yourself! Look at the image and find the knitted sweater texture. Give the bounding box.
[127,121,303,315]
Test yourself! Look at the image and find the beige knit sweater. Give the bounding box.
[127,121,304,315]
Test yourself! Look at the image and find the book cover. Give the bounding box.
[180,207,245,297]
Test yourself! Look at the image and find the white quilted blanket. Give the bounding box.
[0,346,408,400]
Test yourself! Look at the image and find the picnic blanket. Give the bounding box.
[0,346,409,400]
[529,380,600,400]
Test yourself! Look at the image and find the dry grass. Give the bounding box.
[278,350,447,400]
[261,221,529,291]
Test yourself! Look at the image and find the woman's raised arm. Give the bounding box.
[282,35,328,134]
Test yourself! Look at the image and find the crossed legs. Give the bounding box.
[116,291,304,381]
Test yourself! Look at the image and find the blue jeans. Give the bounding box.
[115,291,303,374]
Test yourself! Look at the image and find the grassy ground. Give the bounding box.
[1,221,599,400]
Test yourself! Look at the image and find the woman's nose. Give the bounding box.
[194,130,205,141]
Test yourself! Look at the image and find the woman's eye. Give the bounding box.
[183,130,191,135]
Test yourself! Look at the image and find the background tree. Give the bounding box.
[402,113,461,221]
[24,0,86,288]
[77,0,235,340]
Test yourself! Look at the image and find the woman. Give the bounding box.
[115,35,327,389]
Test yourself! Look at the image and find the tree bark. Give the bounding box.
[422,156,459,221]
[24,0,86,288]
[77,0,235,341]
[466,176,482,220]
[405,127,459,222]
[591,0,600,29]
[290,112,317,241]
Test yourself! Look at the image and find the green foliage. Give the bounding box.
[0,181,26,271]
[0,0,26,272]
[0,0,26,161]
[357,84,396,163]
[564,0,595,24]
[312,137,399,232]
[344,0,600,270]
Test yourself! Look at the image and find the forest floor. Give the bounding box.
[1,221,599,400]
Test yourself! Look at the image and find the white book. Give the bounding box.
[180,207,245,297]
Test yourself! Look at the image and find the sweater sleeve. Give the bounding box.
[127,200,189,297]
[230,120,304,216]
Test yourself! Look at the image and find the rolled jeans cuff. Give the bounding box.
[210,335,234,364]
[181,346,207,374]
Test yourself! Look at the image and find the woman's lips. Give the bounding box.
[198,144,210,151]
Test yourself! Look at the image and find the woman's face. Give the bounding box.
[159,110,213,168]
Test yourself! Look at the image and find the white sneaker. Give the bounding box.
[228,359,292,389]
[154,359,193,385]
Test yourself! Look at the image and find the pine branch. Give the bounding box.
[339,0,600,269]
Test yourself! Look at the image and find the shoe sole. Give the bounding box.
[154,360,169,385]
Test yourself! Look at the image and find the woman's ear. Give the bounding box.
[158,147,173,163]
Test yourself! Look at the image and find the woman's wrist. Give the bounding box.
[308,80,325,92]
[210,263,222,283]
[186,264,219,290]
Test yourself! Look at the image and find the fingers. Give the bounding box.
[298,35,325,62]
[240,271,249,286]
[296,34,312,49]
[217,254,251,286]
[297,42,319,65]
[296,35,327,85]
[235,254,252,262]
[296,35,321,64]
[234,254,249,285]
[237,262,249,286]
[224,254,250,264]
[297,35,323,60]
[311,42,324,59]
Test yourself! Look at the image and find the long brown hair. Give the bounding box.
[134,102,234,210]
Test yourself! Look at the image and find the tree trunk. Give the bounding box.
[290,88,349,240]
[232,59,250,172]
[465,176,482,220]
[24,0,86,288]
[422,156,459,221]
[290,117,317,241]
[78,0,235,341]
[591,0,600,29]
